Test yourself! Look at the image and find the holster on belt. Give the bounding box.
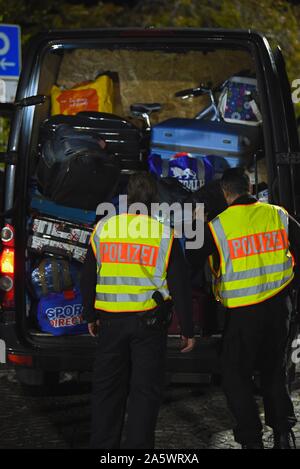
[139,291,173,330]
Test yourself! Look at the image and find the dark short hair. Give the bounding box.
[221,167,250,196]
[127,172,158,208]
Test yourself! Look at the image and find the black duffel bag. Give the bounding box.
[37,124,120,210]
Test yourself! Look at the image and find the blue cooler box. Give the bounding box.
[31,194,96,225]
[151,118,262,176]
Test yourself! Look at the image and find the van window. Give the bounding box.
[36,46,256,121]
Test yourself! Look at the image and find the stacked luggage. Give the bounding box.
[28,72,264,337]
[150,119,261,177]
[150,74,262,179]
[28,116,124,336]
[27,201,94,335]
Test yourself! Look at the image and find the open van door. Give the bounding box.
[273,46,300,216]
[0,103,14,218]
[273,46,300,387]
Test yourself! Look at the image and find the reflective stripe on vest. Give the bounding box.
[90,214,174,312]
[208,202,294,308]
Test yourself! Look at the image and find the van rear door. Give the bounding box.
[0,102,14,217]
[272,46,300,215]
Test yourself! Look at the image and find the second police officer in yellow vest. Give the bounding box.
[208,199,294,308]
[188,168,299,449]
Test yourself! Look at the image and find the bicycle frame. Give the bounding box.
[194,89,221,121]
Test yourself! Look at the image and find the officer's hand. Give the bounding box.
[88,320,100,337]
[180,336,196,353]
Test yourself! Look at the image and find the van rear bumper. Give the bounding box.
[0,323,97,371]
[0,323,221,376]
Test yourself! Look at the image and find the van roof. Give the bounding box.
[32,27,266,43]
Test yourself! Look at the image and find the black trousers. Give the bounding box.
[90,313,168,449]
[221,292,297,445]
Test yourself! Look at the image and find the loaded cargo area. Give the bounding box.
[23,42,267,344]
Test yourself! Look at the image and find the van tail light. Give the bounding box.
[0,248,14,274]
[7,354,33,367]
[0,224,15,308]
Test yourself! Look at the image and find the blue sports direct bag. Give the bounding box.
[37,289,88,336]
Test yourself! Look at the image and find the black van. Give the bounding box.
[0,28,299,388]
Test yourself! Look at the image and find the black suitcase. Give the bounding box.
[39,112,146,169]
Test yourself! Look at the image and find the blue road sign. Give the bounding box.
[0,24,21,79]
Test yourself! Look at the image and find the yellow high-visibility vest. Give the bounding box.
[208,202,294,308]
[90,213,174,313]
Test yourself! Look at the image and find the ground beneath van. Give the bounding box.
[1,364,300,449]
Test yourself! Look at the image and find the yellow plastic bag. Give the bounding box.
[51,74,114,115]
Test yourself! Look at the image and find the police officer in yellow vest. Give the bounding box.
[188,168,298,449]
[81,172,195,449]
